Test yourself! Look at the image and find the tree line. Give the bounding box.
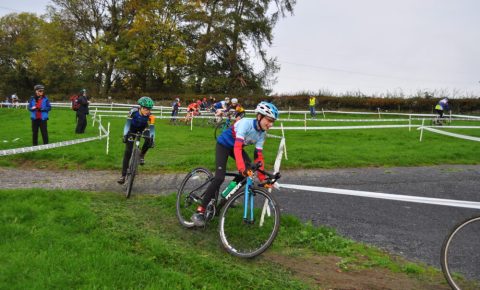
[0,0,295,100]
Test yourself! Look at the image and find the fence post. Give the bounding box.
[408,114,411,132]
[92,107,97,127]
[322,108,325,119]
[281,122,288,160]
[419,118,425,142]
[288,106,291,120]
[304,113,307,132]
[190,115,194,131]
[377,107,381,119]
[106,122,110,155]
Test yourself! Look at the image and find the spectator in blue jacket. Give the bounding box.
[28,84,51,145]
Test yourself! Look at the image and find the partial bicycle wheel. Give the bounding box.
[219,187,281,258]
[125,148,140,198]
[441,215,480,290]
[176,167,213,228]
[214,120,227,140]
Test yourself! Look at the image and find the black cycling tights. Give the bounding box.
[201,142,251,208]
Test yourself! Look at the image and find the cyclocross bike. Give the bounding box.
[124,131,150,199]
[175,163,281,258]
[441,215,480,290]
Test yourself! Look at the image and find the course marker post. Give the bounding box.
[106,122,110,155]
[419,118,425,142]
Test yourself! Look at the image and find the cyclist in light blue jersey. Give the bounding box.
[191,101,279,226]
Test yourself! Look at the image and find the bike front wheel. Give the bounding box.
[441,215,480,290]
[219,187,281,258]
[176,167,213,228]
[214,120,227,140]
[125,149,140,198]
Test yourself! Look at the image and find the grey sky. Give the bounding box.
[266,0,480,96]
[1,0,479,97]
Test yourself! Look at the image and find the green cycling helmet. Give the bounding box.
[138,96,154,109]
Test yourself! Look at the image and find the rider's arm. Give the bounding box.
[254,135,266,181]
[148,115,155,139]
[254,148,266,182]
[123,119,132,136]
[233,137,246,173]
[123,108,136,136]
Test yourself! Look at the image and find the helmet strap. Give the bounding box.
[257,114,265,131]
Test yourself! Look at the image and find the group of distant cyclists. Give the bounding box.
[170,96,246,124]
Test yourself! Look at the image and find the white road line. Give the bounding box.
[279,183,480,209]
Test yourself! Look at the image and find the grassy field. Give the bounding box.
[2,107,479,288]
[1,107,479,172]
[0,189,457,289]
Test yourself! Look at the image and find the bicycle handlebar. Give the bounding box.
[249,162,281,185]
[128,131,152,140]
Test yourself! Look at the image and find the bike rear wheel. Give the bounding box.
[219,188,280,258]
[441,215,480,290]
[176,168,213,228]
[125,148,140,198]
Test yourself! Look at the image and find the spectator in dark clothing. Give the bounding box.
[28,84,51,146]
[171,97,181,123]
[75,89,90,133]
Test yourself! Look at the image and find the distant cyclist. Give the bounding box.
[118,96,156,185]
[435,97,450,119]
[226,98,246,122]
[213,97,231,121]
[191,101,279,226]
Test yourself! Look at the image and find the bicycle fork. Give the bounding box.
[243,177,255,224]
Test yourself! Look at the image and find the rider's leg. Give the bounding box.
[200,143,231,209]
[121,140,134,177]
[192,143,232,226]
[139,136,153,165]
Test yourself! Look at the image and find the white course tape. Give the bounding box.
[270,124,418,130]
[418,126,480,142]
[279,183,480,209]
[0,135,107,156]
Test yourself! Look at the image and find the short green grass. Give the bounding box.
[0,189,455,289]
[1,107,480,172]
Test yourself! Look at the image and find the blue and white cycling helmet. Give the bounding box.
[255,101,279,120]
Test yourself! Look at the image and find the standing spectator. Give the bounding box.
[207,96,216,111]
[200,97,208,110]
[75,89,90,133]
[171,97,181,123]
[309,95,317,119]
[28,84,51,146]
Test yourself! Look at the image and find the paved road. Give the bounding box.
[275,165,480,281]
[1,165,479,279]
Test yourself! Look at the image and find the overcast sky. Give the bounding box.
[1,0,479,97]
